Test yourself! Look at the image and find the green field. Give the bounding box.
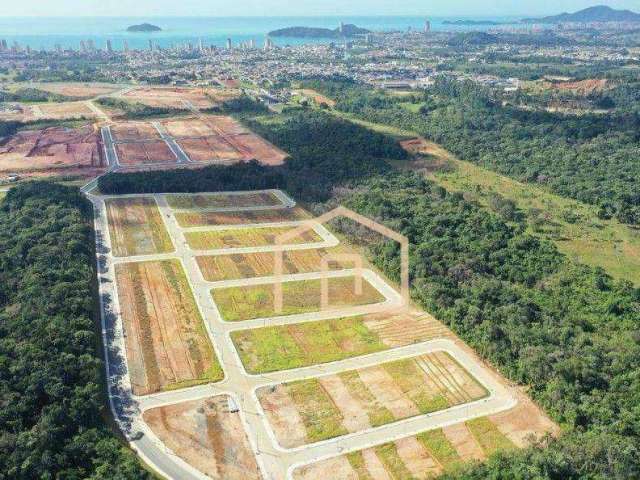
[213,276,385,321]
[231,316,386,373]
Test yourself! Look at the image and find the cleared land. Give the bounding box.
[0,126,106,178]
[178,136,245,163]
[110,121,162,142]
[143,395,260,480]
[213,276,386,321]
[115,141,176,165]
[162,116,287,165]
[231,310,453,373]
[105,197,173,257]
[293,415,519,480]
[257,352,488,448]
[196,245,353,282]
[176,206,309,227]
[32,82,121,98]
[166,191,282,210]
[115,260,223,396]
[34,101,96,120]
[122,86,218,109]
[184,225,322,250]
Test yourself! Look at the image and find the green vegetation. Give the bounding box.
[417,429,464,472]
[231,316,386,373]
[374,443,415,479]
[0,182,149,479]
[304,78,640,225]
[0,87,78,103]
[286,379,348,442]
[466,418,516,456]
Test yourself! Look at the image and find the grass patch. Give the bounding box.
[286,379,348,443]
[417,428,465,472]
[345,451,374,480]
[339,370,395,427]
[466,417,516,456]
[185,226,321,250]
[166,191,281,209]
[374,443,414,480]
[231,316,386,373]
[213,276,385,321]
[384,359,450,414]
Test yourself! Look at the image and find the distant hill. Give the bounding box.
[269,24,370,38]
[523,5,640,23]
[443,20,505,26]
[126,23,162,32]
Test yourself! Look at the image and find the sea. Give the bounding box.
[0,16,529,52]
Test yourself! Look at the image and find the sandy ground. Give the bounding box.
[143,395,261,479]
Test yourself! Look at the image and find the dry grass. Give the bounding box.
[105,197,173,257]
[175,206,309,227]
[196,246,352,281]
[213,276,385,321]
[115,260,223,395]
[166,191,282,210]
[185,226,322,250]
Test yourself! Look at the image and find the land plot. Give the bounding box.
[257,352,487,448]
[123,86,217,109]
[0,126,106,177]
[110,121,162,142]
[176,206,309,228]
[115,141,176,165]
[35,101,96,119]
[197,245,352,282]
[162,117,219,138]
[33,82,121,99]
[143,395,260,480]
[293,417,517,480]
[105,197,173,257]
[178,136,244,163]
[228,133,288,166]
[116,260,223,396]
[185,225,321,250]
[204,115,249,135]
[213,276,386,321]
[166,191,282,210]
[231,310,452,373]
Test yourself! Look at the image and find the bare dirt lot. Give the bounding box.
[122,86,218,109]
[115,141,176,165]
[34,101,97,120]
[258,352,487,448]
[166,191,282,210]
[143,395,260,480]
[0,126,106,178]
[116,260,223,396]
[33,82,122,99]
[110,121,162,142]
[105,197,174,257]
[178,136,245,163]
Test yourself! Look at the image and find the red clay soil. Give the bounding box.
[115,141,177,165]
[0,126,106,176]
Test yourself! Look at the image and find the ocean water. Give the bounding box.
[0,16,527,51]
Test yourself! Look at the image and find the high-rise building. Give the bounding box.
[80,40,87,53]
[0,39,6,51]
[149,39,154,51]
[106,40,113,53]
[425,20,431,33]
[88,39,95,51]
[226,38,232,50]
[123,40,129,53]
[250,39,256,49]
[339,21,345,34]
[55,44,62,54]
[264,36,274,51]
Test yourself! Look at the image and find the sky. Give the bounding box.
[1,0,638,18]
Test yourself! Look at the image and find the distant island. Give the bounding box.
[126,23,162,32]
[269,24,370,39]
[522,5,640,24]
[443,20,505,26]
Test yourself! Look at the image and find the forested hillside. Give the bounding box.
[0,183,149,479]
[303,78,640,225]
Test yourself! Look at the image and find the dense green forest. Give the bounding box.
[0,87,78,103]
[303,78,640,225]
[96,97,187,119]
[0,183,150,479]
[99,109,640,478]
